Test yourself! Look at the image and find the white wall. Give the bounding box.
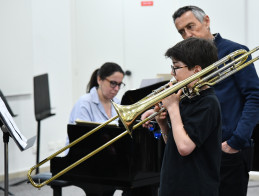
[123,0,179,90]
[0,0,259,178]
[248,0,259,72]
[0,0,73,176]
[72,0,125,99]
[0,0,33,96]
[30,0,73,165]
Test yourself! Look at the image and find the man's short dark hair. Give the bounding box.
[173,6,206,23]
[165,37,218,70]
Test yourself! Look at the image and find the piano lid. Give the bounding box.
[121,80,169,105]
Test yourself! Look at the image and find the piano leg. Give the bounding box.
[122,185,159,196]
[76,184,116,196]
[86,190,115,196]
[51,185,62,196]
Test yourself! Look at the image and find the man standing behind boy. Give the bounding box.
[171,6,259,196]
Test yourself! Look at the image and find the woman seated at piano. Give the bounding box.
[65,62,125,196]
[69,62,125,124]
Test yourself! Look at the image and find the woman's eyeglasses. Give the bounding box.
[105,78,125,88]
[171,65,188,75]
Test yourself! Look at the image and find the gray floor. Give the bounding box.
[2,177,122,196]
[0,177,259,196]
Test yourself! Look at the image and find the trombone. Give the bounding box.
[28,46,259,188]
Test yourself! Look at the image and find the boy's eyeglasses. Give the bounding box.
[105,78,125,88]
[171,65,188,75]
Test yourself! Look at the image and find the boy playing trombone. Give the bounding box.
[144,37,222,196]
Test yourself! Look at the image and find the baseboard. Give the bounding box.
[250,171,259,181]
[2,168,258,183]
[0,166,50,182]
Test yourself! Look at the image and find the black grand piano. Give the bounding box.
[50,81,168,196]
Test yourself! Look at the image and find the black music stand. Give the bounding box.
[0,97,36,196]
[0,90,17,195]
[33,73,55,174]
[0,124,14,196]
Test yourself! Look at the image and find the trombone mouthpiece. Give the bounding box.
[170,77,177,85]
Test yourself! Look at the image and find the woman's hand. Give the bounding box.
[141,109,155,128]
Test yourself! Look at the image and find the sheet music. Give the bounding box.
[0,97,27,149]
[140,78,164,88]
[75,119,118,127]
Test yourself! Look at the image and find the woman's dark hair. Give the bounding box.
[86,62,124,92]
[165,37,218,70]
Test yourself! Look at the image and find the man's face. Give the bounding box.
[174,11,212,40]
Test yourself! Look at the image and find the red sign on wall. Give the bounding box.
[141,1,154,6]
